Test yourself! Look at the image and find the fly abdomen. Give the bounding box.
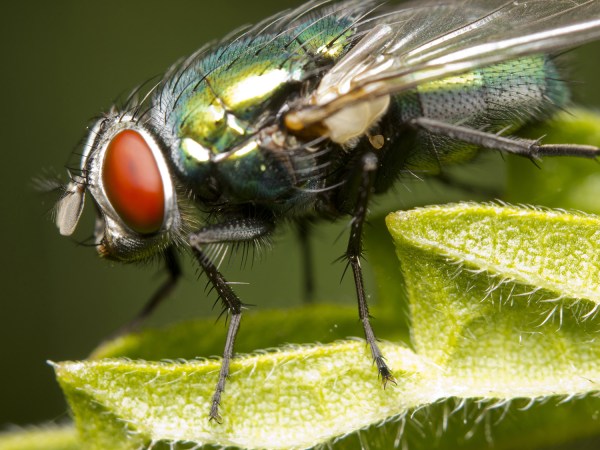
[396,55,569,172]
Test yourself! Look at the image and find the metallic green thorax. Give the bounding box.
[157,13,356,202]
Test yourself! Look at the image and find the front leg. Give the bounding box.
[188,218,274,422]
[345,152,395,385]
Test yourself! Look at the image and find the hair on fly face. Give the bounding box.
[32,169,67,203]
[34,113,99,199]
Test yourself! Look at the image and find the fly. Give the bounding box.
[50,0,600,422]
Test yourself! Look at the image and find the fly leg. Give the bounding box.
[188,218,274,422]
[410,117,600,159]
[345,152,395,385]
[110,246,181,337]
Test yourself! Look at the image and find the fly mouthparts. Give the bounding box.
[55,176,86,236]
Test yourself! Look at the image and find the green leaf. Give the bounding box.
[0,426,79,450]
[387,203,600,366]
[53,202,600,450]
[57,343,429,450]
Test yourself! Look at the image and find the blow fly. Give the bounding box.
[51,0,600,421]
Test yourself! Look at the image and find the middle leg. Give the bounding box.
[345,152,395,384]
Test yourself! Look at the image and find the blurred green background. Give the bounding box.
[0,0,598,431]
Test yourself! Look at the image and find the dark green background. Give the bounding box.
[0,0,598,430]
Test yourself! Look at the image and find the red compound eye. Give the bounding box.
[102,129,165,234]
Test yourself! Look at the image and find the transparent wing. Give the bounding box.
[288,0,600,138]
